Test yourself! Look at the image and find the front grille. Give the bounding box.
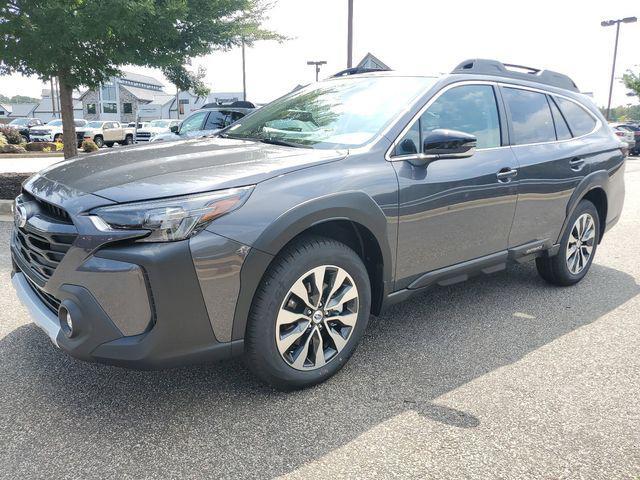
[14,227,76,281]
[136,132,151,141]
[30,130,48,136]
[39,200,72,223]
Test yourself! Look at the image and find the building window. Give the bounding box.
[101,83,116,101]
[123,102,133,114]
[102,103,117,114]
[179,98,189,115]
[87,103,96,114]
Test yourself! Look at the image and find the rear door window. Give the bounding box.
[554,97,596,137]
[502,87,556,145]
[548,96,572,140]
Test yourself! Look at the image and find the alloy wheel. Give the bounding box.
[566,213,596,275]
[275,265,359,371]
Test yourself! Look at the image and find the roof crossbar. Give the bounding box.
[451,59,579,92]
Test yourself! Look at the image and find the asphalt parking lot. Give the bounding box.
[1,160,639,480]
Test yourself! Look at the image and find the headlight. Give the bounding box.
[90,186,253,242]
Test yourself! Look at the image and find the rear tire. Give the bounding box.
[536,199,600,286]
[123,135,134,145]
[245,235,371,390]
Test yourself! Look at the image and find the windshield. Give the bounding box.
[9,118,28,126]
[224,76,435,148]
[149,120,171,128]
[86,121,104,128]
[46,120,63,126]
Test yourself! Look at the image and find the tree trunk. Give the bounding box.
[58,74,78,159]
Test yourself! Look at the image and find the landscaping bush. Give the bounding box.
[0,144,27,153]
[26,142,58,152]
[82,139,99,152]
[0,132,7,147]
[0,125,24,145]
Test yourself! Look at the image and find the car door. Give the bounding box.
[391,82,520,287]
[502,86,595,248]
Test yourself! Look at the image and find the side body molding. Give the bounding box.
[230,190,395,342]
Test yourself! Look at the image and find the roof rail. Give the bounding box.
[331,67,389,78]
[451,59,579,92]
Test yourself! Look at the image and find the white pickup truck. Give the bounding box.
[76,121,136,148]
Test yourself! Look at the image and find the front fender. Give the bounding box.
[230,190,395,341]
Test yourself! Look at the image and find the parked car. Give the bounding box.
[610,123,639,155]
[76,120,135,148]
[610,124,636,154]
[8,117,43,142]
[150,106,253,142]
[11,59,625,390]
[29,119,88,143]
[135,119,180,142]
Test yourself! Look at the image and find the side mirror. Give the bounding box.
[170,125,179,133]
[422,129,477,159]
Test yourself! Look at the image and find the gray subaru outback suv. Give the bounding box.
[11,59,625,389]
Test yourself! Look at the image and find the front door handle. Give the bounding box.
[496,168,518,182]
[569,157,585,171]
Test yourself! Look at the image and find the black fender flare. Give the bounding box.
[230,191,394,342]
[555,170,609,245]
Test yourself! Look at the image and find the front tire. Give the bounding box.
[245,235,371,390]
[93,136,104,148]
[536,199,600,286]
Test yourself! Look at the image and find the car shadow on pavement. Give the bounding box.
[1,261,638,478]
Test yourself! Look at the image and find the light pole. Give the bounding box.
[241,38,247,101]
[307,60,327,82]
[601,16,637,120]
[347,0,353,68]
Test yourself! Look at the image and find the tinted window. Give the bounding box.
[554,97,596,137]
[420,85,501,149]
[179,111,207,134]
[503,88,556,144]
[204,111,232,130]
[548,97,572,140]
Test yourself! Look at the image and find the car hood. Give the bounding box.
[35,136,347,203]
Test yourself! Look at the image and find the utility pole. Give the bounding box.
[50,77,57,118]
[242,39,247,101]
[347,0,353,68]
[601,17,637,120]
[307,60,327,82]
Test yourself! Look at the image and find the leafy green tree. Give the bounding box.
[622,70,640,101]
[0,0,281,158]
[163,63,210,118]
[0,94,40,104]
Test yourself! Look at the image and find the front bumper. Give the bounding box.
[30,134,54,142]
[11,187,249,369]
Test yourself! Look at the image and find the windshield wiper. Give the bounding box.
[258,137,311,149]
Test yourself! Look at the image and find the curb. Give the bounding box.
[0,199,13,216]
[0,153,64,159]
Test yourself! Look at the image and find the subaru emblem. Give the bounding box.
[14,202,28,229]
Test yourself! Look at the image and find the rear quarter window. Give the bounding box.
[554,97,596,137]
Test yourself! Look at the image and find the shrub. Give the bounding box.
[54,140,64,151]
[0,144,27,153]
[26,141,58,152]
[0,126,23,145]
[0,133,7,147]
[82,139,99,152]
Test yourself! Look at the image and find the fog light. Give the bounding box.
[58,307,74,338]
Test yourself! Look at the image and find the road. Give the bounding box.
[1,160,639,479]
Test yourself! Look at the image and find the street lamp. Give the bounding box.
[307,60,327,82]
[601,16,637,120]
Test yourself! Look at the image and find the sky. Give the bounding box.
[1,0,638,108]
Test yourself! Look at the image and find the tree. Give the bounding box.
[163,64,210,119]
[0,0,281,158]
[622,70,640,101]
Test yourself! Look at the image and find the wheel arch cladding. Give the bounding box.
[231,191,393,341]
[560,171,609,244]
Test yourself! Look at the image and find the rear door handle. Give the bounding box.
[569,157,585,170]
[496,168,518,182]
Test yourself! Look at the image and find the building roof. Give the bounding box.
[121,71,165,88]
[356,52,391,71]
[0,103,12,113]
[120,85,174,104]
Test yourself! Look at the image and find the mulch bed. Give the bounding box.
[0,173,31,200]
